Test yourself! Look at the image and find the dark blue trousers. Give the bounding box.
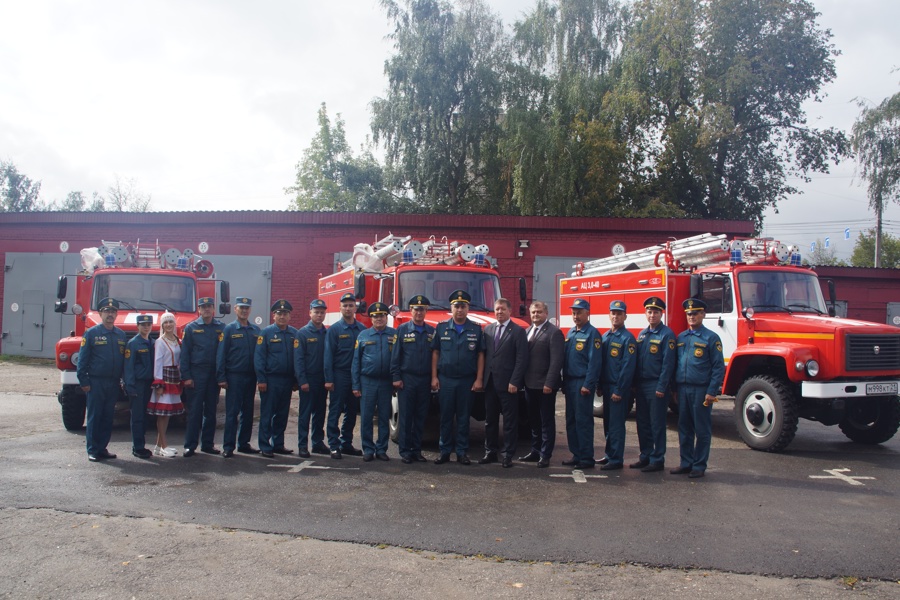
[184,369,219,450]
[601,384,627,466]
[635,380,668,465]
[223,372,256,452]
[398,374,431,458]
[327,375,358,451]
[524,386,556,459]
[298,380,327,450]
[86,377,119,456]
[564,378,594,464]
[437,375,474,456]
[677,384,712,472]
[360,376,393,456]
[129,379,153,451]
[258,374,293,453]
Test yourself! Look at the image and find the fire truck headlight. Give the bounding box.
[59,352,68,363]
[72,304,83,315]
[389,305,400,317]
[805,360,820,377]
[71,353,79,366]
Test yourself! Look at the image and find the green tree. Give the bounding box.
[850,229,900,268]
[0,160,44,211]
[611,0,848,229]
[371,0,508,214]
[850,91,900,267]
[102,176,152,212]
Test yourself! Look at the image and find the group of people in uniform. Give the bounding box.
[76,289,724,478]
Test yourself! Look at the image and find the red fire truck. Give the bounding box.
[558,233,900,452]
[53,240,231,430]
[318,234,528,440]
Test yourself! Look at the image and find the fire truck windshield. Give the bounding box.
[399,270,502,311]
[92,273,196,313]
[737,270,828,314]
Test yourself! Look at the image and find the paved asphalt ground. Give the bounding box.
[0,360,898,598]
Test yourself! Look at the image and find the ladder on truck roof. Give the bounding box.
[574,234,730,277]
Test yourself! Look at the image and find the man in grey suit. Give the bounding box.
[480,298,528,468]
[519,300,565,468]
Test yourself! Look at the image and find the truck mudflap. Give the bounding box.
[802,380,900,399]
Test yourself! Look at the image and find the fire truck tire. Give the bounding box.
[60,387,86,431]
[838,396,900,445]
[734,375,798,452]
[389,395,400,443]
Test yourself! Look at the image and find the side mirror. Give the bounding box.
[357,300,368,314]
[54,300,68,314]
[690,274,702,298]
[355,273,366,300]
[518,277,527,301]
[219,302,232,315]
[56,275,68,300]
[519,303,526,317]
[826,279,836,317]
[219,281,230,303]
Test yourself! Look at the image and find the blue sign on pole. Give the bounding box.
[844,228,851,240]
[825,237,830,248]
[810,241,816,252]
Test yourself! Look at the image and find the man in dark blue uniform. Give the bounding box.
[431,290,484,465]
[598,300,637,471]
[672,298,726,479]
[216,297,261,458]
[352,302,397,462]
[181,296,225,456]
[391,295,435,464]
[295,298,329,458]
[124,314,155,459]
[325,292,365,459]
[562,298,603,469]
[255,299,298,458]
[77,297,126,461]
[633,296,676,472]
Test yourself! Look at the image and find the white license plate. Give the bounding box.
[866,382,898,395]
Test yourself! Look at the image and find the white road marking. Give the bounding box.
[267,460,360,474]
[808,468,875,486]
[550,469,608,483]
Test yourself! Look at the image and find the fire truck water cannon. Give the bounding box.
[336,234,493,274]
[79,240,216,278]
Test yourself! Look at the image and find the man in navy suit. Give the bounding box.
[480,298,528,468]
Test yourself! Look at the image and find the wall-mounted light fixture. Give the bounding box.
[517,239,531,249]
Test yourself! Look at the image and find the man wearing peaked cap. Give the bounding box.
[217,296,261,457]
[125,314,155,459]
[562,298,602,469]
[181,293,225,456]
[295,298,330,457]
[633,296,676,473]
[391,295,435,463]
[367,302,389,316]
[672,297,724,479]
[450,289,471,304]
[353,301,397,461]
[255,299,298,457]
[598,299,637,471]
[325,291,365,459]
[78,297,126,461]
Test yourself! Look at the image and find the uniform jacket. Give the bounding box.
[77,323,126,387]
[483,319,528,391]
[600,327,637,397]
[352,326,397,389]
[254,324,298,383]
[216,320,261,382]
[294,321,328,387]
[563,323,603,390]
[180,316,224,380]
[390,321,435,380]
[524,321,564,391]
[432,319,485,379]
[636,323,676,395]
[324,319,365,383]
[124,334,154,395]
[675,325,726,397]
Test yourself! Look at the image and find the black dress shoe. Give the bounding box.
[688,470,705,479]
[297,449,311,459]
[457,454,471,465]
[434,454,450,465]
[670,466,692,475]
[576,460,596,469]
[562,457,579,466]
[87,454,100,462]
[629,459,650,469]
[401,455,413,464]
[376,453,389,461]
[223,450,234,458]
[598,456,609,465]
[132,448,152,459]
[237,445,260,454]
[478,452,498,465]
[201,446,221,455]
[260,451,275,458]
[341,446,363,457]
[273,446,293,455]
[600,462,622,471]
[183,448,196,457]
[98,449,117,459]
[414,453,428,462]
[330,449,342,460]
[537,457,550,468]
[363,454,374,462]
[518,451,540,462]
[641,463,664,473]
[501,457,513,468]
[311,444,330,455]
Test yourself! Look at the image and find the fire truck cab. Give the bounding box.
[54,240,231,431]
[559,233,900,452]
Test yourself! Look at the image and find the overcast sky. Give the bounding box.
[2,0,898,259]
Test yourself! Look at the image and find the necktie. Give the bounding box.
[495,324,504,344]
[528,326,538,342]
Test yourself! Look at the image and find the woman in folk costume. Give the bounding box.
[149,312,185,457]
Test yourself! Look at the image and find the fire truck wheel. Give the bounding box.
[734,375,799,452]
[593,394,604,418]
[838,396,900,445]
[389,395,400,443]
[60,387,86,431]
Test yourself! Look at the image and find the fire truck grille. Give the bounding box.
[845,334,900,371]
